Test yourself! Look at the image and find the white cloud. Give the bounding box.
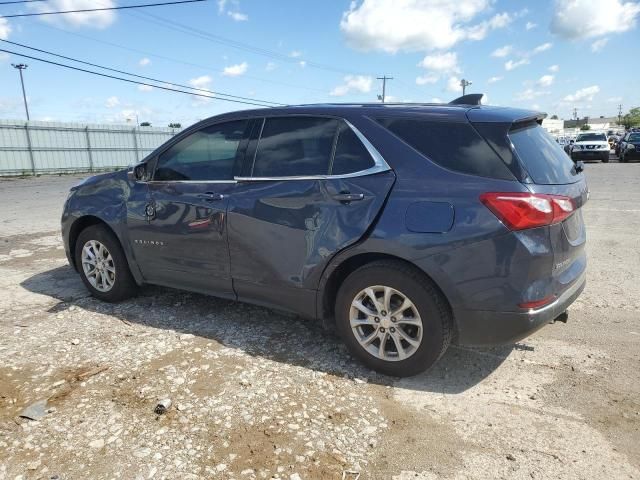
[607,96,622,102]
[418,51,460,73]
[138,85,153,92]
[551,0,640,39]
[487,75,503,83]
[0,52,9,63]
[189,75,212,89]
[340,0,511,53]
[289,50,302,58]
[29,0,116,29]
[228,11,248,21]
[0,18,11,39]
[504,58,530,70]
[531,103,541,110]
[537,74,554,87]
[139,58,151,67]
[516,88,549,101]
[330,75,373,96]
[298,60,307,68]
[431,97,443,103]
[218,0,248,21]
[549,64,559,72]
[491,45,512,57]
[222,62,248,77]
[563,85,600,102]
[525,21,537,30]
[532,42,553,53]
[416,74,439,85]
[265,61,276,71]
[105,96,120,108]
[446,76,462,92]
[189,75,213,105]
[591,37,609,52]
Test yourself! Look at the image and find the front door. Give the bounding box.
[129,119,249,297]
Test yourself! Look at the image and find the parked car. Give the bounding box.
[619,132,640,162]
[61,96,588,377]
[569,132,610,162]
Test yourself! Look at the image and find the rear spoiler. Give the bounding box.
[449,94,483,105]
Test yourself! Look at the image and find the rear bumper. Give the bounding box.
[571,151,609,161]
[454,270,586,346]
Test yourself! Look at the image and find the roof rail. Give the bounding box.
[449,94,484,106]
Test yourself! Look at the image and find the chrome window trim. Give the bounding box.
[144,179,238,184]
[236,120,390,182]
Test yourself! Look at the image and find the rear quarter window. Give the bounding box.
[376,118,515,180]
[509,124,579,185]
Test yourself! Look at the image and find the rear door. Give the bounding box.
[227,115,395,317]
[130,119,249,297]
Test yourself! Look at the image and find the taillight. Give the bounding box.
[480,192,575,230]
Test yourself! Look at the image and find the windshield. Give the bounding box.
[628,134,640,142]
[509,123,579,185]
[576,133,607,142]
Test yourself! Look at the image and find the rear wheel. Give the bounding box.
[335,260,452,377]
[74,224,137,302]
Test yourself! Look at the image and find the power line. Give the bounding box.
[130,9,373,77]
[32,22,328,94]
[0,39,286,105]
[0,47,278,108]
[0,0,205,18]
[0,0,48,5]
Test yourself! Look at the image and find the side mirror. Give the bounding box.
[128,163,148,181]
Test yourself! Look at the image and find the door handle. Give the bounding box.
[198,192,225,202]
[332,192,364,204]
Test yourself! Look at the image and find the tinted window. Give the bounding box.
[509,124,578,185]
[576,133,607,142]
[331,123,374,175]
[154,120,248,181]
[252,117,338,177]
[377,118,514,180]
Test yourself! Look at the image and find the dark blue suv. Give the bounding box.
[62,95,587,376]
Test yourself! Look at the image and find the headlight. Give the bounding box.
[599,144,609,149]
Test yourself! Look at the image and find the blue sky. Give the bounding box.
[0,0,638,126]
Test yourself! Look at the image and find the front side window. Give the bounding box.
[154,120,248,181]
[252,117,338,177]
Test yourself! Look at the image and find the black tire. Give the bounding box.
[602,156,609,163]
[335,260,452,377]
[620,153,626,163]
[74,224,138,302]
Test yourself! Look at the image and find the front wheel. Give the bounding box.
[74,224,138,302]
[335,260,452,377]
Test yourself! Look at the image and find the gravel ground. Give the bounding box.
[0,163,639,480]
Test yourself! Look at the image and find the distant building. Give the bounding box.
[564,116,621,133]
[541,118,564,134]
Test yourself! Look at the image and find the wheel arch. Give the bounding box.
[318,251,456,337]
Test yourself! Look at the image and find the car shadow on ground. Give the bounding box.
[21,265,519,394]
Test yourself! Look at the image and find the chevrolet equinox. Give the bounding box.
[62,95,587,376]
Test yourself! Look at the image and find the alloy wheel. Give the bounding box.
[81,240,116,292]
[349,285,423,361]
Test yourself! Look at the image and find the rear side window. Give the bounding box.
[252,117,338,177]
[509,124,578,185]
[331,123,375,175]
[377,118,514,180]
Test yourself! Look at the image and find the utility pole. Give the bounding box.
[12,63,30,121]
[618,104,623,125]
[572,108,578,120]
[460,78,472,95]
[376,76,393,103]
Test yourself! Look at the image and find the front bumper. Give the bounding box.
[454,270,586,346]
[571,150,609,161]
